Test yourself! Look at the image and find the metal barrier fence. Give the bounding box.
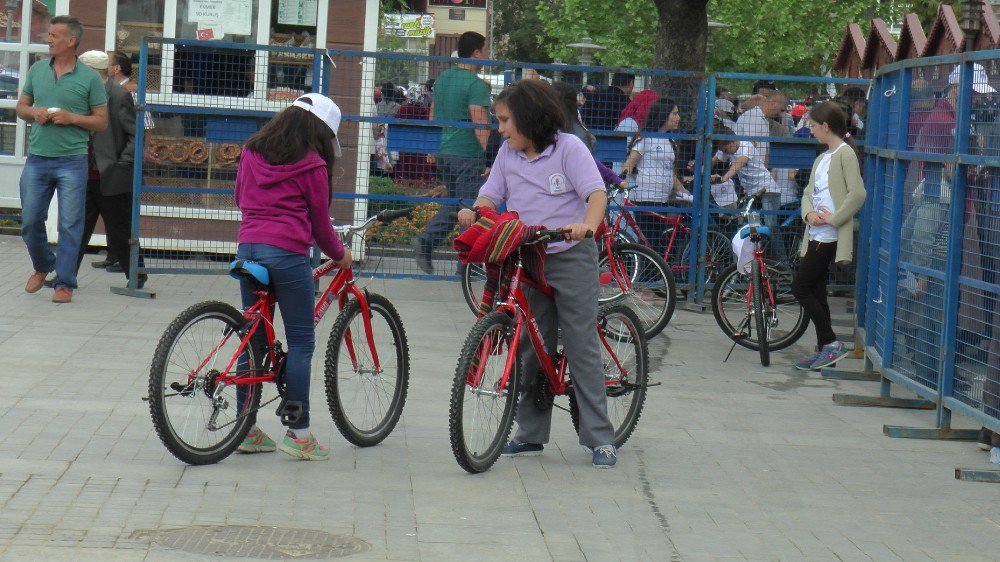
[126,40,867,305]
[859,50,999,449]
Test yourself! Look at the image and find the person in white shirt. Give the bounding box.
[621,98,690,256]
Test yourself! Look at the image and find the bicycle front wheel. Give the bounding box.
[598,242,676,339]
[148,301,260,465]
[459,262,489,316]
[325,293,410,447]
[752,260,770,366]
[569,304,648,449]
[711,263,809,351]
[449,311,520,473]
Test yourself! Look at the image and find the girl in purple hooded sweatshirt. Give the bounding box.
[233,94,351,460]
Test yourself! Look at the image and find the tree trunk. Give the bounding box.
[653,0,709,71]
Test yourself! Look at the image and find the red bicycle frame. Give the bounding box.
[467,246,629,397]
[192,261,381,388]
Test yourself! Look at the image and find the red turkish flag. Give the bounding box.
[197,28,215,41]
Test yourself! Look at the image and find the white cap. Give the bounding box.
[714,98,734,113]
[948,62,997,94]
[79,50,109,70]
[291,93,343,156]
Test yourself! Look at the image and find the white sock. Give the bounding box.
[290,427,310,439]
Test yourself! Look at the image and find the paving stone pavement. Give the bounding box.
[0,235,998,561]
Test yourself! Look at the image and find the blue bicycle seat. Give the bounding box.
[738,225,771,239]
[228,259,270,286]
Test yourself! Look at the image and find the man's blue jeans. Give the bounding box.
[235,243,315,430]
[19,154,88,290]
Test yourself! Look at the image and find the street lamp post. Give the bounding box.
[960,0,984,52]
[567,36,605,86]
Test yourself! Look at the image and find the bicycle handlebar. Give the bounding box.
[334,207,415,235]
[528,228,594,244]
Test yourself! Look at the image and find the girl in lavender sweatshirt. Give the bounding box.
[233,94,352,460]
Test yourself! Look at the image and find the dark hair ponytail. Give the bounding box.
[810,100,856,151]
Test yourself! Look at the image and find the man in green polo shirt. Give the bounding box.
[16,15,108,304]
[413,31,492,274]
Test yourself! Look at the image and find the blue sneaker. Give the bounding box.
[591,444,617,469]
[810,341,850,371]
[501,440,543,457]
[794,349,823,371]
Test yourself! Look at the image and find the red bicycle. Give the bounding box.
[449,227,649,473]
[710,192,808,366]
[606,184,735,287]
[148,208,413,465]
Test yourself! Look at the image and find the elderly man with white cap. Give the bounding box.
[73,49,146,290]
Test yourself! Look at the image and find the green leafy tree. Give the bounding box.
[537,0,910,75]
[492,0,552,62]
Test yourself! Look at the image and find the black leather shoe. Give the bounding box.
[106,261,125,273]
[137,274,148,290]
[92,257,117,269]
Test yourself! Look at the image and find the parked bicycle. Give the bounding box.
[710,191,808,366]
[148,208,414,465]
[606,183,734,287]
[450,227,649,473]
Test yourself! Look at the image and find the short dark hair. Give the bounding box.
[715,86,730,97]
[244,102,337,186]
[642,98,678,132]
[612,71,636,89]
[494,80,565,153]
[752,79,776,94]
[112,52,132,77]
[50,15,82,49]
[457,31,486,58]
[551,81,582,128]
[839,86,867,105]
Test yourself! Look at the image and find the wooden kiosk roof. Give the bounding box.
[922,4,964,56]
[895,13,927,61]
[834,23,868,78]
[861,18,898,74]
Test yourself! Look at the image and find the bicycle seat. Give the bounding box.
[738,225,771,239]
[228,259,271,286]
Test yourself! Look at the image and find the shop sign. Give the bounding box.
[382,14,435,39]
[189,0,254,38]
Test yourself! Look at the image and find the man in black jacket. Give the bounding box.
[77,50,146,289]
[580,71,635,131]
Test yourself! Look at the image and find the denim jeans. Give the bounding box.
[419,155,484,250]
[235,243,315,430]
[19,154,88,290]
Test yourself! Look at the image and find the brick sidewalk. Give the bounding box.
[0,235,997,561]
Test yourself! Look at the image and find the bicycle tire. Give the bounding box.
[752,260,770,366]
[148,301,261,465]
[711,263,809,351]
[459,261,490,316]
[598,242,676,339]
[568,304,648,449]
[448,311,520,473]
[680,229,734,286]
[324,293,410,447]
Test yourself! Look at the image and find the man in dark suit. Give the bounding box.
[77,50,146,289]
[580,71,635,131]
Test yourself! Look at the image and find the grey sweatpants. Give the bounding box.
[514,241,615,448]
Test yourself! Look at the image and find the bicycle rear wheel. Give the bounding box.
[324,293,410,447]
[569,304,648,449]
[711,263,809,351]
[680,229,734,286]
[148,301,260,465]
[459,262,489,316]
[449,311,520,473]
[598,242,676,339]
[752,260,770,366]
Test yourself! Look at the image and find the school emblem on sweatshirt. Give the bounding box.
[548,173,567,194]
